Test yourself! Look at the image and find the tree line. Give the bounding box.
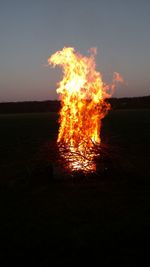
[0,96,149,114]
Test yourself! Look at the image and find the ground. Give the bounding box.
[0,109,150,265]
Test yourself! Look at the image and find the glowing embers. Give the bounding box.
[58,141,100,173]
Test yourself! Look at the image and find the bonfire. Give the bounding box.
[48,47,123,173]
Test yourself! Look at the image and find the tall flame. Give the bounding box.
[48,47,122,172]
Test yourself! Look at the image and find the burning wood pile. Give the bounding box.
[48,47,123,175]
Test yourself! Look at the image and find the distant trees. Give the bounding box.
[0,100,60,114]
[110,96,150,110]
[0,96,149,114]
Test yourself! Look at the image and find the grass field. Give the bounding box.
[0,109,150,265]
[1,109,150,183]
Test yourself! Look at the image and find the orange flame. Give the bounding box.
[48,47,122,172]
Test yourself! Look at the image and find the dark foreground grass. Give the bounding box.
[0,110,150,265]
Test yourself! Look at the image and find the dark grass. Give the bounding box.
[0,109,150,265]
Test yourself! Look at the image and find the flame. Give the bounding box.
[48,47,122,172]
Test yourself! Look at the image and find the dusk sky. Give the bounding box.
[0,0,150,102]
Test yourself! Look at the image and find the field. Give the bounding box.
[0,109,150,265]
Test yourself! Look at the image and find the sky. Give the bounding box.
[0,0,150,102]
